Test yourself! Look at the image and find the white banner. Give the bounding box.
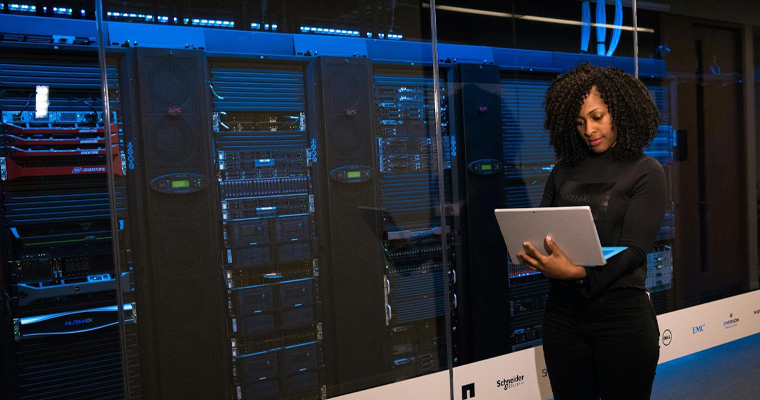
[656,289,760,363]
[333,290,760,400]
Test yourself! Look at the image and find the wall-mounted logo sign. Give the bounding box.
[692,324,706,334]
[462,383,475,399]
[580,0,623,56]
[662,329,672,346]
[496,375,525,391]
[723,313,739,329]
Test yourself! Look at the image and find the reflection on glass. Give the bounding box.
[0,54,126,398]
[0,1,757,399]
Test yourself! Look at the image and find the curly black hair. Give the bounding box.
[544,63,660,165]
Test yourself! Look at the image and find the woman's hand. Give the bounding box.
[516,236,588,281]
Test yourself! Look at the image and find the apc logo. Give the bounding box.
[692,324,706,334]
[462,383,475,399]
[662,329,672,346]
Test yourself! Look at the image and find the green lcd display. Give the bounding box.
[346,171,361,179]
[481,164,492,171]
[171,180,190,188]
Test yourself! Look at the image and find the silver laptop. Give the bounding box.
[494,206,626,266]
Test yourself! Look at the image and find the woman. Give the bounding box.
[516,63,665,399]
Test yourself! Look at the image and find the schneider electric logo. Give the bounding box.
[723,314,739,329]
[496,375,525,391]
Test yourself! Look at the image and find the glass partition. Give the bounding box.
[97,1,455,399]
[0,1,757,400]
[0,7,126,399]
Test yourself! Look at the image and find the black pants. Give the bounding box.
[542,286,660,400]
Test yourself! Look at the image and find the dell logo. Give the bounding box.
[662,329,672,346]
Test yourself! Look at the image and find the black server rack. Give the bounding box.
[117,48,231,400]
[306,56,389,395]
[372,66,455,377]
[0,53,125,399]
[644,83,676,313]
[448,63,510,362]
[500,74,555,352]
[208,58,324,400]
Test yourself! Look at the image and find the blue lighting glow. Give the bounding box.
[251,22,261,29]
[81,9,86,16]
[596,0,606,55]
[185,18,234,28]
[387,34,403,40]
[581,1,590,53]
[9,4,37,13]
[367,32,373,38]
[300,26,361,37]
[158,16,169,23]
[53,7,73,15]
[107,12,154,22]
[605,0,623,56]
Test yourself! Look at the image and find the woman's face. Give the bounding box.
[576,87,617,153]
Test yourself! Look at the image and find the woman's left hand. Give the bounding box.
[516,236,588,281]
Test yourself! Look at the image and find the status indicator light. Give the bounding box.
[171,180,190,189]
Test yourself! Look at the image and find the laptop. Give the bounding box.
[494,206,626,266]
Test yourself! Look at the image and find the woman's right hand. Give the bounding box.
[517,236,588,281]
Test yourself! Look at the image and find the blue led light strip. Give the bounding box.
[8,4,36,12]
[185,18,234,27]
[52,7,73,15]
[107,11,154,22]
[299,26,361,37]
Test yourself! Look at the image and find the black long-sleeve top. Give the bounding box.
[540,149,666,297]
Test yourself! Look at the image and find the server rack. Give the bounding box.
[209,58,324,400]
[306,56,389,395]
[117,48,232,400]
[372,65,455,377]
[0,52,125,400]
[500,73,555,352]
[448,63,510,362]
[644,83,677,313]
